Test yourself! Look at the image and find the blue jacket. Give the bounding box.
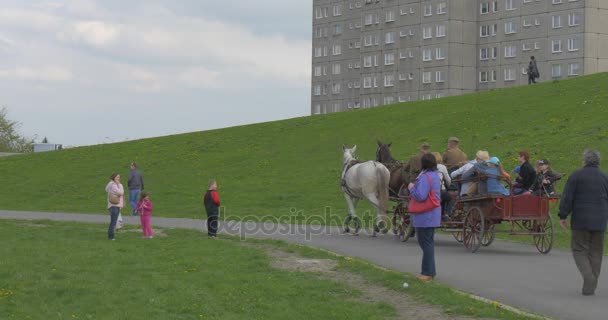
[558,166,608,231]
[409,170,441,228]
[483,167,510,196]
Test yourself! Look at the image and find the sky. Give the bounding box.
[0,0,312,146]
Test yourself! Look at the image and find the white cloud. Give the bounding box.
[0,66,73,82]
[67,20,121,47]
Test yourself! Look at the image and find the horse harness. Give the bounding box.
[341,159,369,199]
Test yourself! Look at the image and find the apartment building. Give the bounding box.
[311,0,608,114]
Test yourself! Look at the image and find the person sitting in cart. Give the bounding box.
[451,150,489,197]
[513,150,536,195]
[461,150,491,195]
[484,157,510,196]
[529,159,562,196]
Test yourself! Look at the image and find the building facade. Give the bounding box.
[311,0,608,114]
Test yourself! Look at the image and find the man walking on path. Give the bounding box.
[528,56,540,84]
[558,149,608,296]
[442,137,468,174]
[128,162,145,217]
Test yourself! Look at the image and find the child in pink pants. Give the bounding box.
[136,192,154,238]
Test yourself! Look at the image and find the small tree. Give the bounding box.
[0,106,35,153]
[42,136,48,144]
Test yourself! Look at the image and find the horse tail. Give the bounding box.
[376,164,390,213]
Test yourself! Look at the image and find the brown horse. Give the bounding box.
[376,141,409,198]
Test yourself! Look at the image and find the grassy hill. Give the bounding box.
[1,73,607,223]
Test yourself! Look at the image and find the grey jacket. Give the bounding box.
[128,169,144,190]
[558,166,608,231]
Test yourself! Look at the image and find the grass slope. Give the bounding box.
[0,74,607,224]
[0,220,536,320]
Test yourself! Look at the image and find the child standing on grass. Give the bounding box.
[136,192,153,238]
[203,180,220,238]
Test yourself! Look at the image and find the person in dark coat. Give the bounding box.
[528,56,540,84]
[513,150,536,195]
[203,179,221,238]
[558,150,608,296]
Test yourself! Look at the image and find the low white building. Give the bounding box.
[33,143,63,153]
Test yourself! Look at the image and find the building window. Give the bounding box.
[505,0,516,10]
[399,51,407,59]
[385,31,395,44]
[491,1,498,12]
[314,66,322,77]
[422,72,431,83]
[436,47,445,60]
[436,71,445,83]
[491,70,497,82]
[334,24,343,35]
[552,15,562,28]
[523,43,531,51]
[333,5,342,16]
[480,3,490,14]
[568,38,580,51]
[523,19,532,27]
[437,2,447,14]
[386,10,395,22]
[313,85,321,96]
[505,21,517,34]
[535,18,541,26]
[504,68,516,81]
[384,74,395,87]
[363,76,372,88]
[552,39,562,53]
[436,25,446,37]
[363,55,373,67]
[504,45,516,58]
[423,27,432,39]
[552,0,563,4]
[491,47,498,59]
[480,25,490,37]
[332,63,341,75]
[364,35,373,46]
[423,49,433,61]
[534,42,540,50]
[365,14,374,25]
[552,64,561,77]
[424,5,433,16]
[480,71,488,83]
[384,53,395,65]
[313,104,321,114]
[480,48,489,60]
[398,96,410,103]
[568,63,580,76]
[332,83,341,94]
[332,44,342,55]
[314,47,322,58]
[568,13,581,26]
[384,96,395,105]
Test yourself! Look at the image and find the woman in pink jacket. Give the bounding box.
[136,192,154,238]
[105,173,124,240]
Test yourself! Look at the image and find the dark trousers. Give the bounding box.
[416,227,436,277]
[528,74,536,84]
[108,207,120,239]
[440,190,453,216]
[207,214,219,237]
[571,230,605,294]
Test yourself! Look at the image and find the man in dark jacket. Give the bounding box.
[513,150,536,195]
[558,150,608,296]
[128,162,145,216]
[528,56,539,84]
[403,143,431,183]
[443,137,468,174]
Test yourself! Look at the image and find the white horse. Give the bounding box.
[341,145,390,236]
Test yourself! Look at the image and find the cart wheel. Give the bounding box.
[533,215,554,254]
[481,223,496,247]
[451,231,463,243]
[393,203,413,242]
[463,206,485,253]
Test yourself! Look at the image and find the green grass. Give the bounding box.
[0,220,536,320]
[0,73,607,252]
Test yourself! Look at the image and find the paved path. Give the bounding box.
[1,210,606,320]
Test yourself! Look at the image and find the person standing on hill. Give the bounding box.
[136,192,154,239]
[558,150,608,296]
[404,143,431,183]
[443,137,468,174]
[128,162,145,216]
[528,56,540,84]
[105,173,124,240]
[203,180,221,238]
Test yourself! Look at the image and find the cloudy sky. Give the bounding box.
[0,0,312,146]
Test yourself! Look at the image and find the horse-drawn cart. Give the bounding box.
[391,190,559,254]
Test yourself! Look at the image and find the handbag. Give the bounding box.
[408,173,440,214]
[109,193,120,205]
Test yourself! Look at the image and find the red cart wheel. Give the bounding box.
[463,206,485,253]
[533,215,554,254]
[392,202,413,242]
[481,223,496,247]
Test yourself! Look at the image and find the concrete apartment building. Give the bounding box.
[311,0,608,114]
